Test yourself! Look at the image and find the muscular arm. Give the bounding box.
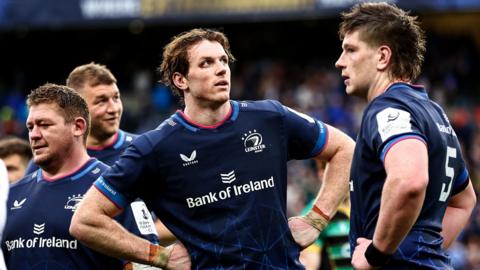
[373,138,428,253]
[441,181,476,248]
[288,125,354,248]
[69,187,169,267]
[312,124,355,218]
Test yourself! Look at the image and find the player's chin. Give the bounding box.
[33,155,50,166]
[215,91,230,102]
[102,124,119,134]
[345,86,355,95]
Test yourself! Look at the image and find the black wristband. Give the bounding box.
[364,242,392,267]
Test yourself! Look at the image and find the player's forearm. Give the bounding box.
[314,156,350,217]
[373,176,426,254]
[70,187,170,267]
[70,211,162,266]
[313,128,354,217]
[441,182,476,248]
[441,206,471,248]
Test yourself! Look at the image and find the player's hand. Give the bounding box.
[351,238,378,270]
[165,242,191,270]
[288,205,329,248]
[288,216,321,248]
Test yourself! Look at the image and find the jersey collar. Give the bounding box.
[37,158,100,183]
[173,100,239,132]
[87,130,125,151]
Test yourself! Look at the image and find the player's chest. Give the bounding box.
[157,125,286,194]
[6,184,90,239]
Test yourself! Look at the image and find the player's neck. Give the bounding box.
[367,75,406,102]
[87,132,117,149]
[183,100,231,127]
[42,146,90,179]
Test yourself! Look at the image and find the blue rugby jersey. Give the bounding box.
[86,130,137,166]
[23,130,159,254]
[349,83,470,269]
[2,159,124,269]
[95,100,329,269]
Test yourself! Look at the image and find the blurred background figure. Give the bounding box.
[0,137,31,183]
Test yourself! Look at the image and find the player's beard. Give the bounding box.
[34,143,72,173]
[33,151,51,167]
[90,118,119,143]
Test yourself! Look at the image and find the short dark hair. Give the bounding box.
[339,2,426,81]
[158,28,236,101]
[0,137,32,163]
[66,62,117,92]
[26,83,90,144]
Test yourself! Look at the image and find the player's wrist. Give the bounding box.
[305,205,330,232]
[148,244,171,268]
[364,242,392,267]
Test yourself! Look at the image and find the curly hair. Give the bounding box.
[158,28,236,101]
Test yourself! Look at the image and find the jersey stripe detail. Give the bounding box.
[113,130,126,149]
[173,114,198,132]
[94,176,128,209]
[452,168,470,195]
[231,101,239,121]
[71,160,101,181]
[380,134,426,162]
[310,121,328,156]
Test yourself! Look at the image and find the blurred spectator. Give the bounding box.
[0,136,31,183]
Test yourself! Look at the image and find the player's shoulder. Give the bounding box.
[67,158,109,183]
[88,159,110,175]
[365,85,418,119]
[236,99,286,115]
[120,130,138,141]
[131,114,182,153]
[366,84,432,125]
[116,129,138,148]
[373,83,427,108]
[9,171,37,190]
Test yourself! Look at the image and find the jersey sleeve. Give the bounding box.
[278,103,328,160]
[365,98,427,162]
[94,135,154,209]
[451,164,470,196]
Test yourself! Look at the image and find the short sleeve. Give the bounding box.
[364,99,427,162]
[451,168,470,196]
[281,105,328,160]
[94,135,154,209]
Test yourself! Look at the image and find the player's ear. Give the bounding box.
[377,45,392,71]
[172,72,188,91]
[72,117,87,138]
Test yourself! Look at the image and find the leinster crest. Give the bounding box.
[64,194,84,212]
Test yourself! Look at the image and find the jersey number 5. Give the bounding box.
[439,146,456,202]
